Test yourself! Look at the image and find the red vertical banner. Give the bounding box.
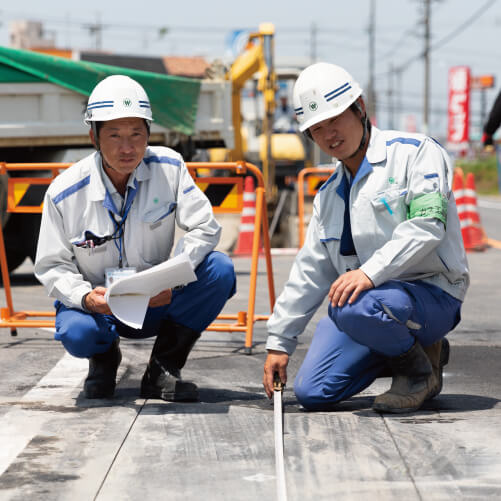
[447,66,471,150]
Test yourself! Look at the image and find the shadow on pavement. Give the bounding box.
[352,393,499,418]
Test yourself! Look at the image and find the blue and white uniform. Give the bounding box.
[266,127,469,410]
[35,146,235,358]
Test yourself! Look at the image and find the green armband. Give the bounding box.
[408,192,448,226]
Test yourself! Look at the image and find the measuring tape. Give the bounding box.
[273,374,288,501]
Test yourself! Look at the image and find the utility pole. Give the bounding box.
[423,0,431,134]
[367,0,376,122]
[395,66,403,130]
[86,12,103,50]
[310,22,317,64]
[388,63,394,129]
[309,21,320,168]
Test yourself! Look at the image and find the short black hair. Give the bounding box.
[94,119,150,138]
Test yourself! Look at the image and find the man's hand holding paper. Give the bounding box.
[104,253,197,329]
[148,288,173,308]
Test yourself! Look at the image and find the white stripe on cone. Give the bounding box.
[243,193,256,201]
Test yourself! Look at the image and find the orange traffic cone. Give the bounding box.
[233,176,262,256]
[463,172,488,251]
[454,169,488,252]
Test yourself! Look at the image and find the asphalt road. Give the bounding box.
[0,197,500,500]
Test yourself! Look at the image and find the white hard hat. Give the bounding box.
[84,75,153,124]
[293,62,362,132]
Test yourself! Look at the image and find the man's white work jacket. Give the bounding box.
[35,146,221,310]
[266,127,470,355]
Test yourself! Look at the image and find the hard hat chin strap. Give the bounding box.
[347,101,371,159]
[302,102,370,151]
[91,122,100,151]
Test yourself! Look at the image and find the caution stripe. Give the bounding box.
[8,176,245,214]
[196,177,243,213]
[307,175,329,196]
[7,177,51,213]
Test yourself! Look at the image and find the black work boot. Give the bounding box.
[372,340,435,414]
[424,337,450,400]
[84,338,122,399]
[141,320,201,402]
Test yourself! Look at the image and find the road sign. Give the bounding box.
[471,75,495,90]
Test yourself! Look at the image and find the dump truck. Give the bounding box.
[0,46,233,272]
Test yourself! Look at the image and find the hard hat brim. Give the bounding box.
[84,111,153,125]
[298,94,360,132]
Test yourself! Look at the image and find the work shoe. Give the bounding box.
[84,338,122,399]
[141,320,200,402]
[424,337,450,400]
[372,340,436,414]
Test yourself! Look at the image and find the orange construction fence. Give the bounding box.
[297,166,336,248]
[0,161,275,355]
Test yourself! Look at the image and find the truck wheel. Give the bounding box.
[2,213,41,273]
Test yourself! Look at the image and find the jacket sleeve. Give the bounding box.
[360,138,451,287]
[34,191,92,310]
[172,159,221,268]
[265,200,338,355]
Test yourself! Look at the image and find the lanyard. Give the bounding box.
[105,182,137,268]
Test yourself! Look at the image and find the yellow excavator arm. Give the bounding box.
[226,23,277,194]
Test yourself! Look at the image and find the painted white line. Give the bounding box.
[478,200,501,210]
[270,248,299,256]
[0,352,88,476]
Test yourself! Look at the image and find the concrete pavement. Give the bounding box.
[0,201,500,500]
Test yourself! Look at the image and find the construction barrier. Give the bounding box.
[297,166,336,248]
[0,161,275,354]
[452,167,489,252]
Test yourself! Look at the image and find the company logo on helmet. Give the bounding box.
[123,98,132,107]
[309,102,318,111]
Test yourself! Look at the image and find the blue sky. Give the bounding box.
[1,0,500,138]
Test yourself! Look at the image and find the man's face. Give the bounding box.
[309,106,364,160]
[92,117,148,176]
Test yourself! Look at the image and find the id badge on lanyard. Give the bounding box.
[105,267,137,288]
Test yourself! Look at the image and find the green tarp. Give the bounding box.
[0,46,201,135]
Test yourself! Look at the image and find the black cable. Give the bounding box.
[376,0,499,79]
[430,0,498,51]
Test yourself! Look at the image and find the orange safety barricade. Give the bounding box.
[0,161,275,354]
[188,162,275,354]
[297,166,336,248]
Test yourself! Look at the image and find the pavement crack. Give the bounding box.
[92,398,147,501]
[381,415,424,501]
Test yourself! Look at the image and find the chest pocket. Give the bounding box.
[371,188,407,221]
[142,202,177,229]
[70,232,116,286]
[318,223,342,246]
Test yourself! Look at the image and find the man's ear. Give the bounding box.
[357,97,367,115]
[89,129,97,149]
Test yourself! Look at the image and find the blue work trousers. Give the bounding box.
[294,280,461,410]
[55,251,236,359]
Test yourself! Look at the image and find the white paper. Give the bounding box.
[104,253,197,329]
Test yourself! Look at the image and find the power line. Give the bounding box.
[378,24,420,62]
[430,0,498,51]
[377,0,499,78]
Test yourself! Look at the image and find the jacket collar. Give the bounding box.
[365,126,387,165]
[88,151,150,202]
